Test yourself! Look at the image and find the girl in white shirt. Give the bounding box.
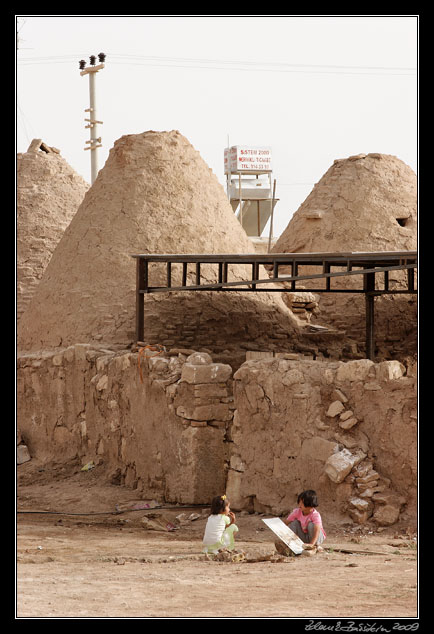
[202,495,239,554]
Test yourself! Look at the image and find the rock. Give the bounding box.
[148,356,170,374]
[336,360,375,383]
[186,352,213,365]
[324,448,365,483]
[210,550,246,562]
[339,416,358,430]
[334,431,369,454]
[349,497,372,512]
[372,491,406,507]
[356,470,380,485]
[193,383,228,398]
[181,363,232,384]
[274,540,296,557]
[176,403,231,421]
[315,418,330,431]
[353,461,374,477]
[332,388,348,403]
[349,507,373,524]
[373,504,401,526]
[340,410,354,421]
[17,444,31,465]
[359,488,377,498]
[326,400,345,417]
[377,360,406,381]
[300,548,316,556]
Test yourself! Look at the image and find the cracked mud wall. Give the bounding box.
[17,346,231,504]
[227,357,416,528]
[18,347,416,528]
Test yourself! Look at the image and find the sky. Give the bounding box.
[16,15,418,238]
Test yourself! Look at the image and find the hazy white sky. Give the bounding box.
[16,15,418,237]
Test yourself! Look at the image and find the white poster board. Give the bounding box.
[262,517,304,555]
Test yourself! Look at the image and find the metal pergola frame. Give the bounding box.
[131,251,417,360]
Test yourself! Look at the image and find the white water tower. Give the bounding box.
[224,145,278,248]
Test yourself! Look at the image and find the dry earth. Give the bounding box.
[16,460,418,620]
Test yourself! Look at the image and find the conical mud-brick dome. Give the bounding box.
[272,153,417,358]
[18,130,299,352]
[17,142,89,321]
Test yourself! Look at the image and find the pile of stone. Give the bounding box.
[320,363,411,527]
[280,288,320,323]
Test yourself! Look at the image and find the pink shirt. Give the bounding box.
[286,508,326,538]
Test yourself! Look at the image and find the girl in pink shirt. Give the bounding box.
[283,490,326,548]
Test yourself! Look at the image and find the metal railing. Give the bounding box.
[131,251,417,360]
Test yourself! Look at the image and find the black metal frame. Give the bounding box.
[132,251,417,360]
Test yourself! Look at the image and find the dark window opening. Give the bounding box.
[396,218,408,227]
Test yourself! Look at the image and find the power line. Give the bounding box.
[109,53,417,73]
[17,54,416,76]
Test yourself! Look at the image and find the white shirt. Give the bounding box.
[202,514,229,545]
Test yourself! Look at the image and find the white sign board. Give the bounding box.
[224,145,272,173]
[262,517,304,555]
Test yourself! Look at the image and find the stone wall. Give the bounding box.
[17,348,416,528]
[227,357,417,528]
[17,346,234,504]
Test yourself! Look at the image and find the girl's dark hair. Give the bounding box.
[297,490,318,508]
[210,495,228,515]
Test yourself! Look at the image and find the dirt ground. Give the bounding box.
[16,460,418,619]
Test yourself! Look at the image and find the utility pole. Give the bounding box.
[79,53,105,184]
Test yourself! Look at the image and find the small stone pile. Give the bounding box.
[280,288,320,323]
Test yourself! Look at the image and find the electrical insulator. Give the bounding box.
[98,52,106,63]
[89,55,96,65]
[79,60,86,70]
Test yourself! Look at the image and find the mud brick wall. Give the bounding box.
[228,358,417,528]
[17,347,416,528]
[17,346,234,504]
